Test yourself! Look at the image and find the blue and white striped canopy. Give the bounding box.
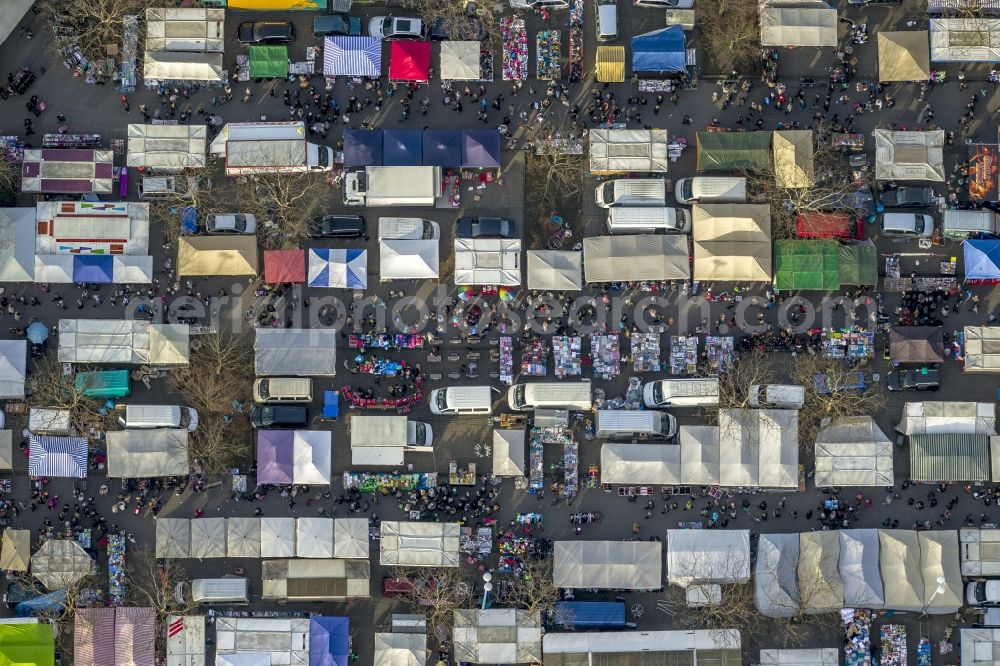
[28,435,87,478]
[324,36,382,77]
[308,248,368,289]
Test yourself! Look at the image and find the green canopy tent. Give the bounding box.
[249,45,289,78]
[0,623,55,666]
[839,241,878,286]
[774,240,839,291]
[696,131,771,172]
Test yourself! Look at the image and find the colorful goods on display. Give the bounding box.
[591,334,621,380]
[341,384,423,411]
[521,338,548,376]
[342,472,437,492]
[501,17,528,81]
[349,333,425,351]
[567,0,584,82]
[843,608,872,666]
[670,336,698,375]
[552,336,582,378]
[499,337,514,385]
[881,624,907,666]
[108,534,126,605]
[822,329,874,358]
[704,336,734,373]
[631,333,661,372]
[536,30,561,80]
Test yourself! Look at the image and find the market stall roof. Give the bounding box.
[248,45,288,78]
[215,617,310,666]
[760,5,838,47]
[454,238,522,286]
[190,518,227,559]
[389,41,431,82]
[423,130,462,166]
[74,608,115,666]
[878,31,931,81]
[962,628,1000,666]
[72,255,114,284]
[0,529,30,572]
[878,529,923,611]
[145,7,225,52]
[553,540,662,590]
[910,433,991,481]
[57,320,189,365]
[34,255,74,284]
[255,328,338,376]
[631,26,686,72]
[797,531,843,612]
[696,131,771,172]
[919,530,963,613]
[692,204,772,282]
[379,240,439,280]
[839,529,885,608]
[760,649,839,666]
[897,401,996,436]
[106,430,188,478]
[440,41,480,80]
[0,340,25,399]
[773,240,839,291]
[601,443,681,485]
[228,517,262,558]
[260,517,296,558]
[964,238,1000,281]
[343,129,383,167]
[838,241,878,285]
[257,430,332,485]
[324,36,382,77]
[21,149,114,195]
[814,417,894,487]
[679,425,721,485]
[333,518,369,559]
[543,630,740,663]
[380,521,461,567]
[167,614,205,666]
[374,633,425,666]
[143,52,224,83]
[28,435,87,478]
[155,518,190,558]
[0,208,36,282]
[0,432,12,472]
[584,235,689,282]
[461,129,501,168]
[874,129,945,181]
[773,130,814,187]
[453,609,542,665]
[262,559,371,602]
[526,250,582,291]
[667,529,751,587]
[755,533,800,618]
[112,255,153,284]
[178,236,258,276]
[718,409,798,488]
[297,518,335,558]
[126,123,207,170]
[382,129,422,166]
[31,539,93,590]
[596,45,625,82]
[965,326,1000,372]
[492,429,526,477]
[0,623,54,666]
[113,607,156,666]
[929,18,1000,61]
[310,616,349,666]
[263,249,306,284]
[589,129,670,173]
[308,248,367,289]
[889,326,944,363]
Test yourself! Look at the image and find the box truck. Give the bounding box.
[344,166,443,207]
[209,121,333,176]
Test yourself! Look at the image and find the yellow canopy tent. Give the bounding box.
[178,236,259,277]
[596,46,625,83]
[0,529,30,572]
[878,32,930,82]
[773,130,814,188]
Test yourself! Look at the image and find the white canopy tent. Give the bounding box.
[156,518,190,559]
[350,416,409,466]
[454,238,521,286]
[492,429,526,477]
[526,250,583,291]
[190,518,226,559]
[260,517,296,558]
[296,518,334,558]
[379,240,439,281]
[544,630,741,662]
[145,7,224,52]
[0,432,13,473]
[127,124,207,170]
[755,533,800,618]
[262,559,371,602]
[452,609,542,665]
[760,4,838,47]
[106,430,188,477]
[380,521,461,567]
[692,204,772,282]
[930,18,1000,61]
[878,529,923,612]
[143,52,224,83]
[718,409,798,488]
[798,531,843,612]
[919,530,963,613]
[33,254,74,284]
[814,416,894,487]
[874,129,945,182]
[0,340,26,399]
[333,518,369,559]
[679,425,722,485]
[553,540,662,590]
[440,41,481,80]
[897,401,996,435]
[583,235,690,282]
[961,528,1000,576]
[215,618,310,666]
[227,518,262,558]
[31,539,93,590]
[760,649,839,666]
[666,529,751,588]
[255,328,338,376]
[0,208,36,282]
[601,443,681,484]
[58,320,189,365]
[839,529,885,608]
[112,256,154,284]
[293,430,331,485]
[374,633,425,666]
[964,326,1000,372]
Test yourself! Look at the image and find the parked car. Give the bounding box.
[886,367,940,392]
[880,187,935,208]
[313,13,362,36]
[826,186,876,216]
[429,17,489,40]
[308,215,366,239]
[249,406,308,429]
[967,580,1000,606]
[634,0,693,7]
[368,16,424,38]
[511,0,571,7]
[880,212,935,238]
[206,213,257,234]
[456,216,516,239]
[237,21,295,44]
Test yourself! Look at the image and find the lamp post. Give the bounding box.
[921,575,947,618]
[481,572,493,609]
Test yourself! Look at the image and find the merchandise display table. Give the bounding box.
[552,336,582,378]
[591,334,620,380]
[632,333,661,372]
[536,30,561,80]
[501,17,528,81]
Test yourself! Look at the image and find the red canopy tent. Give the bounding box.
[263,249,306,284]
[389,41,431,83]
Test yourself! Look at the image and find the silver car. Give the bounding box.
[206,213,257,234]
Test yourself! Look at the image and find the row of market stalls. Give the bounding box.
[75,607,155,666]
[57,320,189,365]
[322,36,435,83]
[874,24,1000,83]
[343,129,501,169]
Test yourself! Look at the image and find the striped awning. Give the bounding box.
[910,433,991,482]
[115,607,155,666]
[28,435,87,478]
[75,608,116,666]
[596,46,625,83]
[324,36,382,77]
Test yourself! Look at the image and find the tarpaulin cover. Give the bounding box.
[324,36,382,77]
[596,45,625,82]
[308,248,367,289]
[143,51,224,83]
[878,32,931,81]
[755,533,800,618]
[527,250,583,291]
[106,430,189,478]
[667,529,751,587]
[112,256,153,284]
[33,255,74,284]
[380,521,461,567]
[454,238,521,286]
[228,517,262,558]
[874,129,945,182]
[878,529,923,611]
[379,240,439,280]
[697,131,771,171]
[257,430,294,484]
[263,249,306,284]
[389,41,431,82]
[190,518,226,559]
[910,433,991,481]
[297,517,334,558]
[73,255,114,283]
[631,27,686,72]
[0,623,55,666]
[453,609,542,664]
[814,417,894,487]
[584,235,690,282]
[798,531,844,612]
[114,607,155,666]
[965,238,1000,280]
[797,212,853,238]
[255,328,337,376]
[31,539,93,590]
[178,236,258,276]
[839,529,885,608]
[553,540,662,589]
[333,518,369,559]
[461,130,501,168]
[16,591,65,618]
[374,633,425,666]
[0,208,36,282]
[0,340,26,399]
[919,530,963,613]
[310,617,349,666]
[382,130,422,166]
[493,429,526,477]
[773,130,814,187]
[929,18,1000,62]
[440,40,480,80]
[260,517,296,558]
[28,435,87,478]
[890,326,944,363]
[898,401,996,436]
[343,129,383,167]
[601,443,681,484]
[838,241,878,285]
[423,130,462,166]
[760,6,838,47]
[248,45,288,78]
[774,240,840,291]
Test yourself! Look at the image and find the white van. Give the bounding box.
[664,8,696,29]
[138,174,204,200]
[378,217,441,240]
[642,378,719,408]
[607,207,690,234]
[595,409,676,441]
[942,209,1000,239]
[28,408,71,435]
[121,404,199,432]
[177,577,249,605]
[596,0,619,41]
[429,386,495,415]
[748,384,805,409]
[674,177,747,205]
[508,381,592,411]
[253,378,313,403]
[596,178,666,208]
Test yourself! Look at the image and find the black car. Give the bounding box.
[249,405,309,429]
[880,187,935,208]
[308,215,366,239]
[456,216,516,239]
[429,17,489,41]
[313,14,362,37]
[886,367,940,392]
[237,21,296,44]
[827,186,876,216]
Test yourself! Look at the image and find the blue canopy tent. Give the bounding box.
[73,255,114,283]
[310,617,350,666]
[308,248,368,289]
[180,207,198,234]
[461,129,501,168]
[965,238,1000,281]
[323,36,382,77]
[382,129,423,166]
[632,27,686,73]
[16,590,66,618]
[343,129,383,167]
[423,130,462,166]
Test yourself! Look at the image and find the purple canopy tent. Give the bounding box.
[382,129,423,166]
[343,129,383,167]
[256,430,294,484]
[461,129,501,168]
[310,617,350,666]
[423,130,462,166]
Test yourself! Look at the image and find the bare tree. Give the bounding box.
[124,544,198,662]
[789,354,885,447]
[242,172,330,249]
[712,350,777,412]
[387,566,475,641]
[696,0,760,73]
[399,0,503,52]
[6,569,101,656]
[166,332,253,414]
[494,557,560,617]
[188,413,251,480]
[0,159,20,205]
[27,358,113,432]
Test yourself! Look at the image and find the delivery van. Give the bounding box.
[942,209,1000,239]
[596,0,618,40]
[121,404,199,432]
[429,386,496,415]
[607,207,690,234]
[177,577,249,605]
[595,409,677,441]
[674,177,747,205]
[748,384,805,409]
[378,217,441,240]
[508,381,592,411]
[253,378,313,403]
[642,378,719,408]
[596,179,666,207]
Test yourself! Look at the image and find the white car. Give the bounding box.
[368,16,423,38]
[206,213,257,234]
[967,580,1000,606]
[510,0,570,7]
